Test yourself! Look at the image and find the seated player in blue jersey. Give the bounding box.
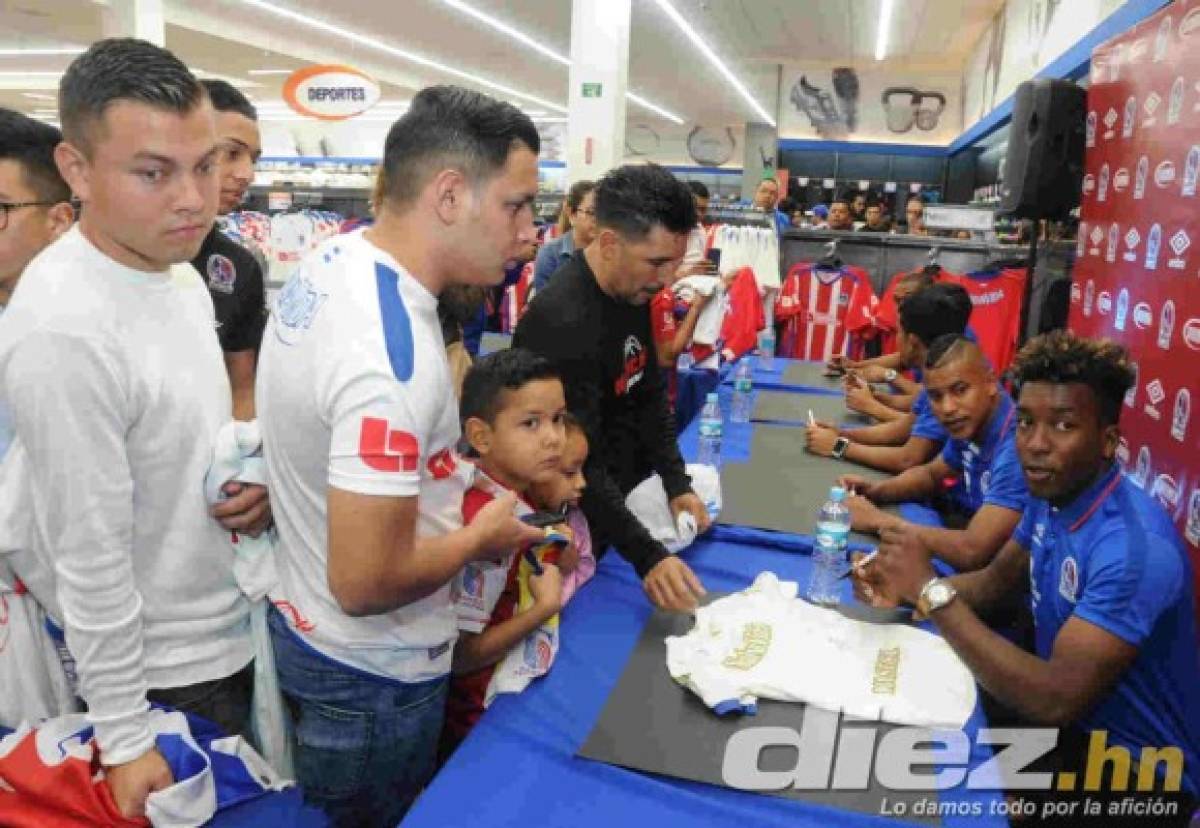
[855,331,1200,823]
[839,334,1027,571]
[805,283,973,473]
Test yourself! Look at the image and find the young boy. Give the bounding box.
[443,349,569,750]
[528,413,596,605]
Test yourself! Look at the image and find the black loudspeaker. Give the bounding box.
[1001,79,1087,219]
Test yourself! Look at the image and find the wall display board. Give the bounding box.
[1069,0,1200,566]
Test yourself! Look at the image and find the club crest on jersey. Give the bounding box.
[614,335,647,396]
[460,563,486,600]
[205,254,237,294]
[522,630,555,671]
[1059,557,1079,603]
[1172,388,1191,442]
[1186,489,1200,546]
[275,269,328,345]
[426,448,458,480]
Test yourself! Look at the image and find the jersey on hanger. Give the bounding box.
[940,268,1026,376]
[774,263,877,362]
[666,572,977,728]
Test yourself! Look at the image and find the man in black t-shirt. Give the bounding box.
[190,80,264,419]
[515,164,712,612]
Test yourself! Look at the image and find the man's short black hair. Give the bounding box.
[1013,330,1135,426]
[201,79,256,121]
[379,85,539,208]
[687,180,709,199]
[925,333,985,371]
[899,282,972,346]
[593,163,697,240]
[0,108,71,203]
[831,191,852,207]
[461,348,562,426]
[59,38,205,153]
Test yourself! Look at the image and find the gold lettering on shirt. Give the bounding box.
[722,623,772,671]
[872,646,901,695]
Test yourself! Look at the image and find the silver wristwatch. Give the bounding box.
[883,368,898,383]
[917,577,957,616]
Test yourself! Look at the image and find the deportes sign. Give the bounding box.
[283,64,382,120]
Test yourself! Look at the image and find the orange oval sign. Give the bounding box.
[282,64,382,121]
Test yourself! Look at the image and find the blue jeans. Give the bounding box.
[268,606,449,828]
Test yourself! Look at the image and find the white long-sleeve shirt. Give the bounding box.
[0,226,252,766]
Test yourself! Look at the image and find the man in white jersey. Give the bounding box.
[0,40,270,819]
[257,85,546,826]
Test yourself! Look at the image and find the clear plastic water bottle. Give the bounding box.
[757,327,775,370]
[677,350,695,372]
[807,486,852,605]
[697,392,723,467]
[730,359,753,423]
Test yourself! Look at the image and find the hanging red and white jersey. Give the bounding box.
[719,267,765,361]
[501,263,536,334]
[774,264,878,362]
[940,268,1027,376]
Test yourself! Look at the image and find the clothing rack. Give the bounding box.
[705,206,773,228]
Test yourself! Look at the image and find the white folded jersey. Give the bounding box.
[665,572,977,728]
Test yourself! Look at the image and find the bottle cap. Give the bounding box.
[830,486,846,502]
[706,392,719,402]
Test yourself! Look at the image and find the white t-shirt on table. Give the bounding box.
[257,230,471,683]
[0,225,252,765]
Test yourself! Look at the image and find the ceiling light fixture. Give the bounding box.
[875,0,895,61]
[440,0,570,66]
[0,71,63,77]
[189,67,261,88]
[247,69,295,75]
[21,92,56,100]
[440,0,685,124]
[240,0,567,113]
[0,47,84,56]
[650,0,773,126]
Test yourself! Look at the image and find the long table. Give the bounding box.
[402,365,1007,828]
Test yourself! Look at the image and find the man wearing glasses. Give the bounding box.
[0,108,75,457]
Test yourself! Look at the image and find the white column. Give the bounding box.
[566,0,631,183]
[102,0,165,46]
[742,122,779,200]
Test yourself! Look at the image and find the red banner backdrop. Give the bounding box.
[1069,0,1200,570]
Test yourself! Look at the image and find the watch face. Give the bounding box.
[929,582,953,605]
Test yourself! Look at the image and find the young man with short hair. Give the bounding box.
[859,200,891,233]
[752,176,790,234]
[840,335,1027,572]
[855,331,1200,823]
[826,194,855,231]
[257,85,546,826]
[190,79,265,420]
[904,195,928,235]
[515,164,713,612]
[0,39,269,819]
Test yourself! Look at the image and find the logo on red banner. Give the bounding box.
[1083,174,1096,196]
[1134,302,1154,330]
[1155,160,1177,188]
[1105,224,1119,262]
[1155,16,1173,62]
[1145,378,1166,421]
[1122,97,1137,139]
[1123,227,1141,261]
[1169,76,1185,125]
[358,416,419,473]
[1115,289,1130,330]
[1129,37,1150,62]
[1159,300,1176,349]
[1168,229,1190,269]
[1104,107,1118,139]
[1134,445,1152,489]
[1098,291,1113,316]
[1117,437,1131,467]
[1086,111,1098,147]
[1183,318,1200,350]
[1183,6,1200,37]
[1083,280,1095,317]
[1113,167,1130,193]
[1089,225,1104,256]
[1071,283,1082,304]
[1143,92,1162,127]
[1153,474,1181,513]
[1184,146,1200,196]
[1135,156,1149,199]
[1125,363,1139,408]
[1146,224,1162,269]
[1172,388,1191,442]
[1098,164,1111,201]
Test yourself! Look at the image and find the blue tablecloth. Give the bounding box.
[674,367,721,432]
[404,405,1008,828]
[720,357,845,395]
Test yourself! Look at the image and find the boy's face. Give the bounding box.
[924,354,997,442]
[468,378,567,489]
[530,429,588,511]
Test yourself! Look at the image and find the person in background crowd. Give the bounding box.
[904,195,928,235]
[826,194,855,231]
[257,85,546,826]
[0,39,271,819]
[751,176,790,234]
[850,190,868,223]
[809,203,829,227]
[533,179,596,293]
[859,200,892,233]
[515,164,713,612]
[854,331,1200,825]
[840,335,1027,573]
[189,79,265,420]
